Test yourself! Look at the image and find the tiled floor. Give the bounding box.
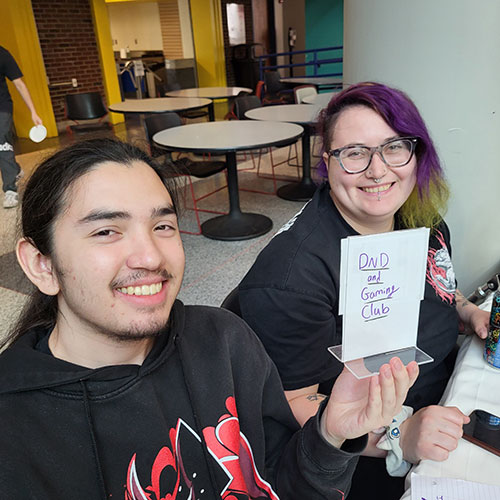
[1,116,320,338]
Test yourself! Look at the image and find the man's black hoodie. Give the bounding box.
[0,300,365,499]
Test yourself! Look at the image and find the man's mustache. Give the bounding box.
[111,269,174,289]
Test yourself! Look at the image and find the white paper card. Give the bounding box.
[410,473,500,500]
[339,228,429,361]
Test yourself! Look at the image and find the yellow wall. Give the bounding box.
[0,0,57,138]
[189,0,227,87]
[90,0,124,124]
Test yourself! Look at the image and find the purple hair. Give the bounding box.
[317,82,444,196]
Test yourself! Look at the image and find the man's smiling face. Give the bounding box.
[49,160,185,342]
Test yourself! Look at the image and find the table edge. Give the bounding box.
[109,100,212,114]
[153,129,304,154]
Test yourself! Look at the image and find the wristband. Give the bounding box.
[376,405,413,477]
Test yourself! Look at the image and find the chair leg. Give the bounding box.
[178,176,188,209]
[66,119,81,136]
[97,115,111,129]
[294,143,301,177]
[236,150,258,172]
[180,175,227,236]
[180,176,203,235]
[311,134,322,160]
[183,183,227,214]
[250,146,295,195]
[240,148,277,195]
[286,142,300,169]
[253,145,300,191]
[195,184,228,204]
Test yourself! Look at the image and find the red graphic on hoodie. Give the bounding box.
[202,397,279,500]
[125,397,279,500]
[426,229,456,305]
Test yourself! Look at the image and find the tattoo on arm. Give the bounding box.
[306,394,327,403]
[456,290,471,309]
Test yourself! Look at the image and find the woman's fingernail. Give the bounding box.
[392,358,403,371]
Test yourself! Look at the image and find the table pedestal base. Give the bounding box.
[201,212,272,241]
[277,179,317,202]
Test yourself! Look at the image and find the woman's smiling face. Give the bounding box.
[324,105,417,234]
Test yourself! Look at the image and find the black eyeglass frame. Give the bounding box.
[327,136,419,174]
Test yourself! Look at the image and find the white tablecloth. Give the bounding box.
[401,296,500,499]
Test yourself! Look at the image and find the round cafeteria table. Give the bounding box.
[164,88,252,121]
[153,120,303,241]
[302,91,339,107]
[245,104,321,202]
[109,97,214,120]
[165,86,252,99]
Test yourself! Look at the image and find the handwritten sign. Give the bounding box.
[358,251,400,322]
[338,228,429,361]
[410,473,500,500]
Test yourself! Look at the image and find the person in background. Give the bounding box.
[0,138,418,499]
[0,45,42,209]
[234,82,489,499]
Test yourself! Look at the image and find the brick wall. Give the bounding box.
[220,0,254,87]
[32,0,105,123]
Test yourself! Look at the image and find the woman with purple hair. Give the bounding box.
[232,82,489,499]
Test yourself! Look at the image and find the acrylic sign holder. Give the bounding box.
[329,227,434,379]
[329,345,433,379]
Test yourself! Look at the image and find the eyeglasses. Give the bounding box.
[327,137,418,174]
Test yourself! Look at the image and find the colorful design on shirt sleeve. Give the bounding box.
[425,229,456,305]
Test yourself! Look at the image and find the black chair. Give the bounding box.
[233,95,262,119]
[263,71,294,104]
[232,96,299,191]
[180,108,210,121]
[224,90,253,120]
[65,92,111,134]
[144,112,227,235]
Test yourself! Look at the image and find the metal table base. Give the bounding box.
[201,212,272,241]
[201,151,272,240]
[276,127,318,202]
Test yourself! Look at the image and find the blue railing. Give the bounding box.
[258,46,343,81]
